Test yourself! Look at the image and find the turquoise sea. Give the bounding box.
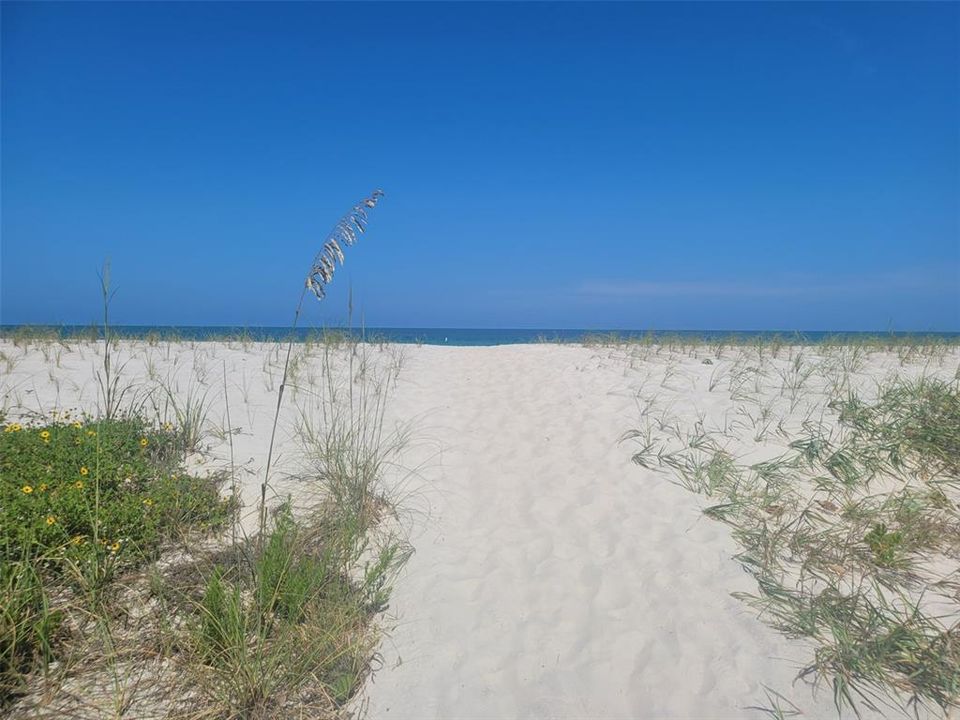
[2,326,958,346]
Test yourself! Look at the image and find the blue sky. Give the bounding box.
[2,2,957,331]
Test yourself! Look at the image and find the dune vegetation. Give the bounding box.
[623,339,960,717]
[1,191,412,719]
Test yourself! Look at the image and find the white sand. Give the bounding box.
[3,339,956,719]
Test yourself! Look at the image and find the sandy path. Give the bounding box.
[367,346,844,719]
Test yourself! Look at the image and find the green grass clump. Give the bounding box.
[0,415,231,705]
[863,524,905,568]
[834,378,960,478]
[0,556,60,701]
[740,578,960,714]
[184,503,405,718]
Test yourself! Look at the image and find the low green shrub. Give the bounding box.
[0,414,232,704]
[1,416,230,571]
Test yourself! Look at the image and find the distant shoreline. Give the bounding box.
[1,324,958,346]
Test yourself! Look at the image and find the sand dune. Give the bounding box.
[3,339,955,718]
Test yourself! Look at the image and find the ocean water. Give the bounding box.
[2,325,958,346]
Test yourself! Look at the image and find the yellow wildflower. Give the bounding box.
[109,541,121,552]
[40,430,50,439]
[73,421,82,429]
[38,483,48,492]
[143,498,154,507]
[79,466,89,476]
[86,430,96,437]
[75,437,82,445]
[71,535,85,545]
[21,485,33,494]
[139,438,149,447]
[74,480,84,490]
[45,515,56,526]
[12,423,22,432]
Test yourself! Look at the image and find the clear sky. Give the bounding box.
[2,2,958,331]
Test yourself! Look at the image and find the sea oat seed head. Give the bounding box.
[306,188,384,301]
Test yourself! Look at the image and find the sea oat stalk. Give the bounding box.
[259,189,385,538]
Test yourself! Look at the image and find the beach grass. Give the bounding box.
[626,360,960,716]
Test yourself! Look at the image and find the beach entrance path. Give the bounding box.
[363,345,853,720]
